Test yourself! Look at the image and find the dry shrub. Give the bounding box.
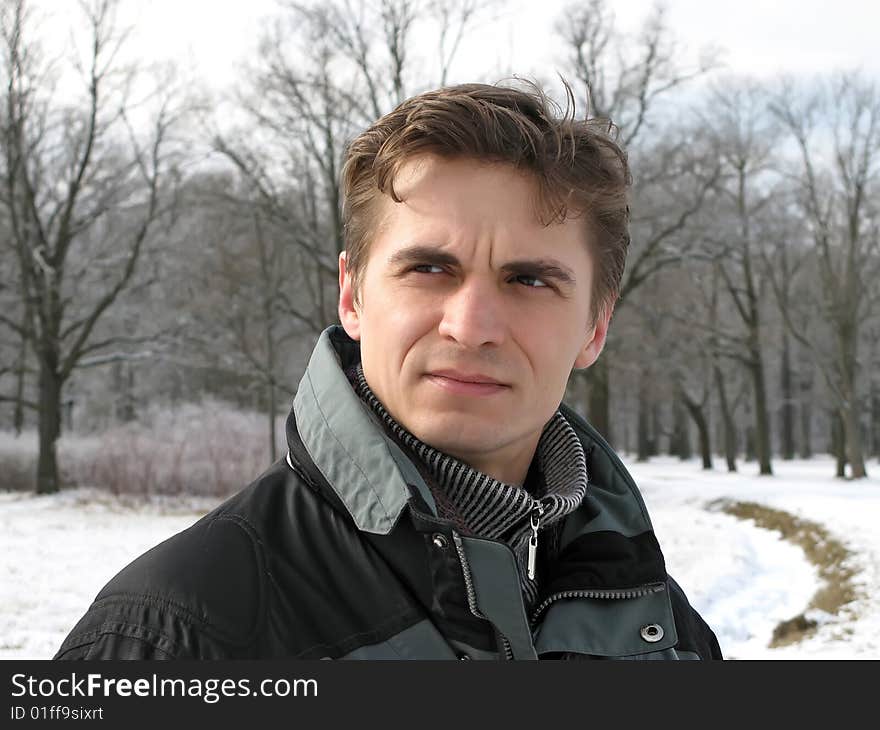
[0,431,102,492]
[1,400,283,497]
[75,400,280,497]
[0,433,38,491]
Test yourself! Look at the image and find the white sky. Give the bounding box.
[27,0,879,108]
[110,0,880,90]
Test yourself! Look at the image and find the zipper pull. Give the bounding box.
[527,502,545,581]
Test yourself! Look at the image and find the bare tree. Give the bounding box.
[698,80,778,475]
[554,0,720,442]
[556,0,718,149]
[189,189,310,461]
[869,323,880,462]
[0,0,184,493]
[0,234,35,431]
[769,72,880,479]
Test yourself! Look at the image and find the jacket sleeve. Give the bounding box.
[667,576,724,660]
[54,627,177,660]
[52,594,217,660]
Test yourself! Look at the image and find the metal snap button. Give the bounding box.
[432,533,449,550]
[640,624,664,643]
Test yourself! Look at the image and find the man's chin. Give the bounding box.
[407,420,509,458]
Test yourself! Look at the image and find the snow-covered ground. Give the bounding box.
[2,455,878,659]
[0,490,214,660]
[630,456,880,659]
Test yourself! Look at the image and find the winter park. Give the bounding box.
[2,0,880,662]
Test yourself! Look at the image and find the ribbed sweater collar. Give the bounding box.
[348,364,588,606]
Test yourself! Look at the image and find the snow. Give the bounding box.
[630,456,880,659]
[0,489,213,660]
[2,455,879,659]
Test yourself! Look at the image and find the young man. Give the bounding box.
[56,82,722,660]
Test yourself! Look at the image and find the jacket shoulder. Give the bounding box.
[55,460,295,660]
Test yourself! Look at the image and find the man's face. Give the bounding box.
[339,155,610,485]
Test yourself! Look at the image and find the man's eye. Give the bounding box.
[412,264,445,274]
[515,274,549,288]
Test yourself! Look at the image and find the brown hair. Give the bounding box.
[340,79,631,323]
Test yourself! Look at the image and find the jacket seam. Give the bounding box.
[84,594,222,638]
[59,621,182,659]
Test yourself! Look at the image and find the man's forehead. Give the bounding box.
[373,156,562,242]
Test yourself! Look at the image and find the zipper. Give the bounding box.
[498,631,514,660]
[529,582,667,627]
[452,531,485,620]
[453,531,516,660]
[526,500,547,581]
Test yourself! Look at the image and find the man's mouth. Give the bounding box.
[425,369,510,396]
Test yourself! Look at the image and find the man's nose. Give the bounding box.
[437,277,506,348]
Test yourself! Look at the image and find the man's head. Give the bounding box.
[341,81,631,325]
[337,81,631,484]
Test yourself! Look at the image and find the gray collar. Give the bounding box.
[292,327,411,534]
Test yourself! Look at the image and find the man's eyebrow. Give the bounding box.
[502,259,577,285]
[387,245,460,268]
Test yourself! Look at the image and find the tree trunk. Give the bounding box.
[871,381,880,460]
[745,420,756,462]
[637,370,650,461]
[36,356,62,494]
[113,362,136,423]
[649,402,661,457]
[841,401,867,479]
[749,356,773,475]
[13,334,26,435]
[799,364,813,459]
[586,356,611,444]
[831,413,846,478]
[268,380,277,463]
[682,397,712,469]
[671,399,691,460]
[779,331,795,460]
[714,365,737,472]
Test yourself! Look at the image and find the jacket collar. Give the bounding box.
[288,325,665,577]
[288,326,411,535]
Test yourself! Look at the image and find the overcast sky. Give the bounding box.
[115,0,879,85]
[31,0,880,102]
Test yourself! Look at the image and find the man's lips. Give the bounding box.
[428,369,506,385]
[424,370,510,396]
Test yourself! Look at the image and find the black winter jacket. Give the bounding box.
[55,327,722,660]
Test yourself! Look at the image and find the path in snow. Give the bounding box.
[631,457,880,659]
[648,500,817,658]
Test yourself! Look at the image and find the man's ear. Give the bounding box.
[338,251,361,341]
[574,304,613,369]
